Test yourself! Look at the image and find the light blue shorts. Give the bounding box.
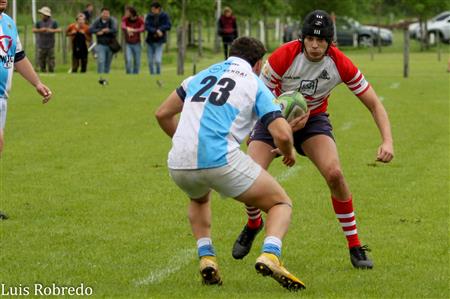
[0,98,7,129]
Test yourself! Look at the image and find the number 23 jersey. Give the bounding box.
[168,57,280,170]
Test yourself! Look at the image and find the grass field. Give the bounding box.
[0,48,449,298]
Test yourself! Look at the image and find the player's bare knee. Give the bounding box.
[325,167,345,187]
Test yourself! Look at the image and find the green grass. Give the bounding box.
[0,49,448,298]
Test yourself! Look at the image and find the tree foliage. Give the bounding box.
[13,0,450,26]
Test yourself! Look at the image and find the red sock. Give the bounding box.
[332,196,361,248]
[246,205,262,229]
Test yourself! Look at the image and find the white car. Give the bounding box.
[409,11,450,41]
[427,15,450,43]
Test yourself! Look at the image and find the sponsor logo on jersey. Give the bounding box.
[210,64,223,73]
[299,79,318,96]
[318,69,330,80]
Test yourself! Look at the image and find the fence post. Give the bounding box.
[436,33,441,62]
[62,31,67,65]
[23,24,28,52]
[403,27,409,78]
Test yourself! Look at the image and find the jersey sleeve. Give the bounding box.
[330,47,370,96]
[14,30,25,62]
[259,40,302,96]
[16,34,23,53]
[254,76,281,119]
[175,76,194,102]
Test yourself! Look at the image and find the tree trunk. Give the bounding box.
[177,26,186,75]
[376,4,382,53]
[263,14,269,50]
[165,31,170,52]
[188,22,195,47]
[259,20,265,46]
[177,0,187,75]
[436,31,441,61]
[275,18,280,42]
[198,20,203,57]
[214,0,221,53]
[419,17,425,51]
[62,31,67,65]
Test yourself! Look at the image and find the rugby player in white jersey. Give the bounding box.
[156,36,305,291]
[232,10,394,269]
[0,0,52,220]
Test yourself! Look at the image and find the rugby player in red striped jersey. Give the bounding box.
[232,10,394,269]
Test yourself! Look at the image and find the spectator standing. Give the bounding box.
[122,6,144,74]
[144,2,171,75]
[66,13,91,73]
[83,3,94,24]
[32,6,61,73]
[218,6,238,59]
[89,8,118,76]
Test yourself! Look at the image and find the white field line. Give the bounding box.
[390,82,400,89]
[134,248,196,286]
[276,165,301,182]
[339,121,353,131]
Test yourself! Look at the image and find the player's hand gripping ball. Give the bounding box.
[275,91,309,122]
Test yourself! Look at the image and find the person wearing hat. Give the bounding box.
[32,6,61,73]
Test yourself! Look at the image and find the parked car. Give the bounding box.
[335,16,360,46]
[409,11,450,39]
[426,15,450,43]
[361,25,393,46]
[335,16,393,47]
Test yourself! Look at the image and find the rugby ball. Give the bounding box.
[276,91,308,122]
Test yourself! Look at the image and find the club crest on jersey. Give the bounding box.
[0,35,13,54]
[0,35,14,69]
[318,69,330,80]
[299,79,318,96]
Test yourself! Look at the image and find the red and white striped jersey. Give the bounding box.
[260,40,370,116]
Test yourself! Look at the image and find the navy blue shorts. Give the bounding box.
[248,113,334,156]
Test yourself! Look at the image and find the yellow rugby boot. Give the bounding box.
[255,253,305,291]
[199,256,222,285]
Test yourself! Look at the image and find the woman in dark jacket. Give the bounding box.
[218,6,238,59]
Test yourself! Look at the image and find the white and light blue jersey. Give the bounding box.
[0,13,23,100]
[168,56,281,170]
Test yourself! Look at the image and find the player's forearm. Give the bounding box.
[156,117,178,138]
[268,118,294,156]
[14,57,42,87]
[359,87,393,144]
[372,105,393,144]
